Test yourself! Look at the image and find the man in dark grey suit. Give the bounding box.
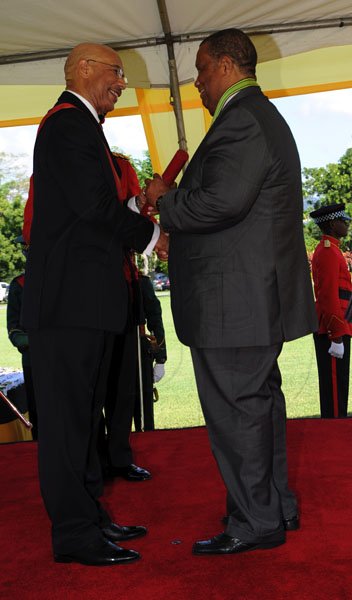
[146,28,317,555]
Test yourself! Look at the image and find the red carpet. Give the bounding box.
[1,420,352,599]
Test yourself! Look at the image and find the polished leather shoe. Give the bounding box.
[283,515,300,531]
[110,464,151,481]
[193,532,285,555]
[101,522,147,542]
[54,538,140,566]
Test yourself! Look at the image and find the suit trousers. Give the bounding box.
[313,333,350,418]
[28,327,116,554]
[99,327,138,468]
[191,344,297,543]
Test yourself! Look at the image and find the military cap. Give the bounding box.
[310,203,351,224]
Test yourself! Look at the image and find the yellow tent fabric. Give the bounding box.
[1,0,351,170]
[2,45,351,172]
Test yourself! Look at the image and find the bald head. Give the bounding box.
[64,42,126,115]
[64,43,119,86]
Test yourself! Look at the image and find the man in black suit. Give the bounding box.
[22,42,167,566]
[146,28,317,555]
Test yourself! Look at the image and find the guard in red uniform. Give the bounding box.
[310,203,352,418]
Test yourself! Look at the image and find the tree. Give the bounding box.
[303,223,320,253]
[0,196,27,281]
[129,152,153,187]
[0,153,29,281]
[110,148,153,187]
[302,148,352,251]
[303,148,352,210]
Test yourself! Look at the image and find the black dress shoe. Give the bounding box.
[283,515,300,531]
[54,538,140,566]
[101,522,147,542]
[193,532,285,555]
[110,464,151,481]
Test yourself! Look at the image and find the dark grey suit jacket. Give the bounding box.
[22,91,154,333]
[160,87,317,348]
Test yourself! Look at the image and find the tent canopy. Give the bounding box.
[1,0,352,170]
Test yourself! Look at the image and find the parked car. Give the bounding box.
[0,282,9,302]
[161,276,170,291]
[151,273,170,291]
[152,279,163,291]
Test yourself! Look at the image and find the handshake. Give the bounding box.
[146,174,172,262]
[144,149,188,262]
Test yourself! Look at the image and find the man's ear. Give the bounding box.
[221,55,242,80]
[78,59,90,79]
[220,55,233,74]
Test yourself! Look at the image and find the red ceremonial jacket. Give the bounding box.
[311,235,352,338]
[114,154,141,200]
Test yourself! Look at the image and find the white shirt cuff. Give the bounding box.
[127,196,139,213]
[144,223,160,255]
[127,196,159,255]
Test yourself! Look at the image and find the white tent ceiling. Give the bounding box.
[1,0,352,87]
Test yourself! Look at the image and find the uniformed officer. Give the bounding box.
[310,203,352,418]
[134,271,167,432]
[7,236,38,438]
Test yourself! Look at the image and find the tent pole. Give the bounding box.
[156,0,188,153]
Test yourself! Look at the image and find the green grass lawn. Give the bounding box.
[0,305,22,370]
[0,296,324,428]
[152,294,322,427]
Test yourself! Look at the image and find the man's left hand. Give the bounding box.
[154,363,165,383]
[328,341,344,359]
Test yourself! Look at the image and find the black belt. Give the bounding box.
[339,288,351,300]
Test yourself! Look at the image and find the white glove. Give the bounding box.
[153,363,165,383]
[328,341,344,359]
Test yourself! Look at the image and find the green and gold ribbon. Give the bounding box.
[212,78,259,124]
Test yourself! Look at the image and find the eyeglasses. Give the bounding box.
[87,59,128,84]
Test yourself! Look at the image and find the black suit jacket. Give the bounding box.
[160,87,318,348]
[22,91,154,333]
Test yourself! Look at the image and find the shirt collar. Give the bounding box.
[66,90,100,123]
[223,91,239,109]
